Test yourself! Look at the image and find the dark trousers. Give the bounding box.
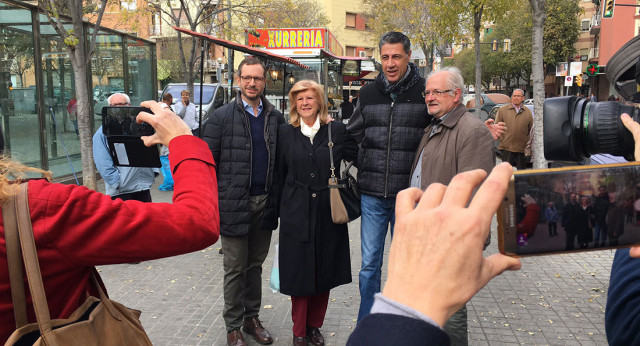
[502,150,527,170]
[111,189,152,202]
[548,222,557,236]
[222,194,273,331]
[291,291,330,337]
[565,229,576,250]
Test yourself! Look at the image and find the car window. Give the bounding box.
[214,87,225,107]
[164,85,216,104]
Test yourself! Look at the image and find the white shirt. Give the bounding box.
[174,101,199,130]
[300,116,320,144]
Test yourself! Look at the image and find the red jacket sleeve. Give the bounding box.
[28,135,220,265]
[517,204,541,236]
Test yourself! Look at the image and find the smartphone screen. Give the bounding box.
[498,162,640,256]
[102,106,154,137]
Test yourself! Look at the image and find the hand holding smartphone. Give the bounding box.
[102,106,160,168]
[498,163,640,256]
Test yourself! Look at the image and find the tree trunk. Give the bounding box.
[530,0,546,169]
[473,5,484,117]
[69,23,97,189]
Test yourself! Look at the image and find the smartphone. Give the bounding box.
[498,162,640,256]
[101,106,160,168]
[102,106,154,137]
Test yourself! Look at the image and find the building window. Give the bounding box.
[581,19,590,31]
[120,0,136,10]
[346,13,356,28]
[345,46,357,56]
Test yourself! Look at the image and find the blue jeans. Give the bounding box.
[159,155,174,189]
[358,193,396,321]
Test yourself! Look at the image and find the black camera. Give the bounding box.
[544,36,640,162]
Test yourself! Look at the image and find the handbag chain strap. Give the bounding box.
[327,121,337,179]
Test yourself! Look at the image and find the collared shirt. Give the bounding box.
[512,103,522,114]
[300,116,320,143]
[429,110,453,138]
[242,99,263,118]
[370,293,441,330]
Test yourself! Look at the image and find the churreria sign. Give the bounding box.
[247,28,343,55]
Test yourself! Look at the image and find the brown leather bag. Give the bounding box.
[3,183,152,346]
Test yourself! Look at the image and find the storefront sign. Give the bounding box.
[247,28,343,56]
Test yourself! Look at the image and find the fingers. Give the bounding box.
[469,163,513,213]
[621,113,640,161]
[485,119,495,126]
[440,169,487,207]
[630,246,640,258]
[140,134,160,147]
[395,188,423,219]
[417,183,447,210]
[484,254,522,279]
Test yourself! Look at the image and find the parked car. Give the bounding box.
[465,93,511,121]
[523,98,534,105]
[159,83,234,124]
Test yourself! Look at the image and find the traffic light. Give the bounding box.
[503,39,511,53]
[575,73,583,87]
[492,39,498,52]
[603,0,615,18]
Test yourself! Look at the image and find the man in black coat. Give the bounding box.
[202,57,284,346]
[562,193,580,250]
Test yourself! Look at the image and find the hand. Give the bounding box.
[485,119,507,140]
[137,100,192,146]
[382,163,522,327]
[521,194,536,207]
[620,113,640,258]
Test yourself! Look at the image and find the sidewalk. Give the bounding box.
[98,180,613,345]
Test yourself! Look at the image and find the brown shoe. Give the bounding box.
[293,335,307,346]
[227,329,247,346]
[306,327,324,346]
[242,316,273,344]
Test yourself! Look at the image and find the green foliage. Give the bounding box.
[258,0,330,28]
[63,28,79,47]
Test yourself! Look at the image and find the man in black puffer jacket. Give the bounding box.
[347,31,430,322]
[202,57,284,346]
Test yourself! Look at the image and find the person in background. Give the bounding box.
[590,93,597,102]
[66,95,78,135]
[277,80,358,346]
[0,101,220,344]
[92,93,157,202]
[494,89,533,170]
[158,93,175,191]
[593,186,611,247]
[545,202,558,237]
[202,57,284,346]
[174,89,199,136]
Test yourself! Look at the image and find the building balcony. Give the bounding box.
[149,25,161,37]
[589,47,599,60]
[590,14,601,35]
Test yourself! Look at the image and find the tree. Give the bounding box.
[38,0,110,189]
[530,0,546,169]
[6,36,34,88]
[257,0,330,28]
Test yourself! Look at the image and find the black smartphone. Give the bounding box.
[101,106,160,168]
[102,106,154,137]
[498,162,640,256]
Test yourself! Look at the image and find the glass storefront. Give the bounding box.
[0,0,156,179]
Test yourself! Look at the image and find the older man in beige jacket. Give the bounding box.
[409,66,495,346]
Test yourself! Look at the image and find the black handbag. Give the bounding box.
[327,122,361,224]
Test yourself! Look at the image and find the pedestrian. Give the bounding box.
[158,93,174,191]
[66,94,78,135]
[576,196,594,249]
[346,31,429,322]
[340,96,354,120]
[495,89,533,170]
[608,95,616,101]
[545,202,558,236]
[408,66,494,345]
[202,56,284,346]
[590,92,597,102]
[593,186,610,247]
[174,89,199,136]
[92,93,157,203]
[0,101,220,344]
[562,194,579,250]
[277,80,358,346]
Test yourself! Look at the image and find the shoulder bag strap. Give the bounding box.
[3,187,28,328]
[14,182,57,344]
[327,122,336,179]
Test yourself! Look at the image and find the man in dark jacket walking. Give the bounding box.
[347,31,430,322]
[202,57,284,346]
[593,186,610,247]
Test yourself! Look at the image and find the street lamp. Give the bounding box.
[288,73,295,86]
[269,68,279,81]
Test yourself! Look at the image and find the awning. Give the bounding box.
[173,27,310,69]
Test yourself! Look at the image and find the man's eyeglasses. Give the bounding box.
[422,89,453,98]
[240,75,266,83]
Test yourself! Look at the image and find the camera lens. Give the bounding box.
[544,96,640,162]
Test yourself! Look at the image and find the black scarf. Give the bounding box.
[376,62,422,97]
